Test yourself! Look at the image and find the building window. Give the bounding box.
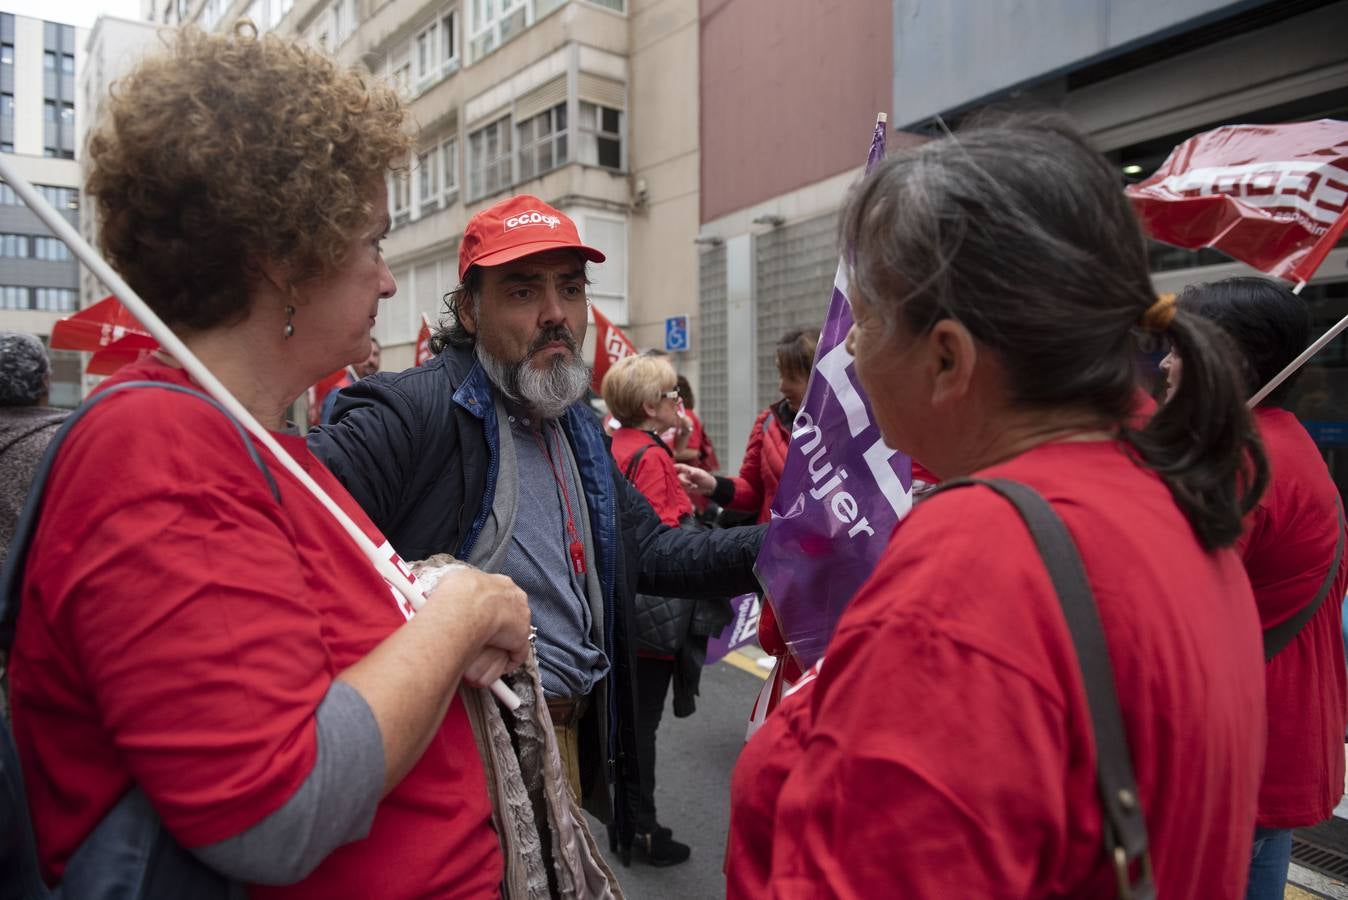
[36,184,78,210]
[1,285,30,309]
[578,102,622,170]
[34,287,77,311]
[43,101,75,159]
[416,148,439,216]
[0,181,14,204]
[583,0,623,9]
[0,233,29,257]
[33,235,71,261]
[330,0,356,46]
[468,116,512,201]
[517,103,567,182]
[1,94,13,153]
[468,0,529,63]
[414,9,458,90]
[389,171,411,226]
[441,136,459,204]
[574,212,626,316]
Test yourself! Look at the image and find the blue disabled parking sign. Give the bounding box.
[665,315,690,352]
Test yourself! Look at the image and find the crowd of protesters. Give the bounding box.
[0,21,1345,900]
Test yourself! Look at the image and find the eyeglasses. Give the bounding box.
[658,389,680,401]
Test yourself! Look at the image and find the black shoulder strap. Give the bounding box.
[1262,498,1345,662]
[623,444,652,484]
[0,381,281,651]
[928,477,1155,900]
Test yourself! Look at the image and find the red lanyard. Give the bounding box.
[532,425,586,576]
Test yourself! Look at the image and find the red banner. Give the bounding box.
[307,368,352,427]
[1126,119,1348,284]
[415,314,433,366]
[590,304,636,393]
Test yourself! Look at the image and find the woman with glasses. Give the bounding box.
[602,352,727,867]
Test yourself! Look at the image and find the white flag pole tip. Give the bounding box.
[1248,308,1348,408]
[0,155,521,710]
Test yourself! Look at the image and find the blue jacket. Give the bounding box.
[308,343,764,840]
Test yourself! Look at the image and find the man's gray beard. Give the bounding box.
[476,342,592,420]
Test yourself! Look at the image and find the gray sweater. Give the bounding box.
[0,405,67,568]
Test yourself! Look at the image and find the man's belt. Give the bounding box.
[546,694,589,728]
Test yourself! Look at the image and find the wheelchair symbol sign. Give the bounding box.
[665,315,689,352]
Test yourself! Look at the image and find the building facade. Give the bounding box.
[0,11,86,407]
[697,0,1348,474]
[167,0,700,381]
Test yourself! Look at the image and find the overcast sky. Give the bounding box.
[2,0,144,29]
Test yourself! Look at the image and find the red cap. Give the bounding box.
[458,195,605,280]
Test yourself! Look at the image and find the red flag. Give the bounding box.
[589,304,637,394]
[51,295,161,374]
[307,368,353,427]
[415,314,433,366]
[1126,119,1348,284]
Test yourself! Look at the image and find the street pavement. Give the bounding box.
[587,652,768,900]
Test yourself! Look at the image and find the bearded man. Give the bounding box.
[308,195,763,865]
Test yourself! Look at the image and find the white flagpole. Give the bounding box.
[1247,278,1330,409]
[0,156,520,709]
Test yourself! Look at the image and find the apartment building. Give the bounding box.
[697,0,1348,468]
[0,10,86,407]
[164,0,699,379]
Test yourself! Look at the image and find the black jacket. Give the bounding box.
[308,344,764,844]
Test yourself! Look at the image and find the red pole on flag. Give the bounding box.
[415,313,433,366]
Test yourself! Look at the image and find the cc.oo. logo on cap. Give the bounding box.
[504,211,562,231]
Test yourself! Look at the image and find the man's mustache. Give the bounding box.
[526,326,578,358]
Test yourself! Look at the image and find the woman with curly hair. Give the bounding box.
[7,26,531,898]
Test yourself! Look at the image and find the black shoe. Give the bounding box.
[633,829,691,867]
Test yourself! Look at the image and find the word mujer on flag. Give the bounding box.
[589,303,636,394]
[1126,119,1348,285]
[753,114,913,671]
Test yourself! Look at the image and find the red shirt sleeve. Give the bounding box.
[24,393,332,848]
[726,409,770,512]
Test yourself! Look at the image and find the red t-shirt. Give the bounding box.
[727,405,791,525]
[727,440,1265,898]
[1240,407,1348,827]
[9,359,501,899]
[684,408,719,473]
[611,426,692,528]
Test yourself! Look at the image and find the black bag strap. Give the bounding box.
[1262,498,1345,662]
[622,443,653,484]
[0,381,281,651]
[929,477,1154,900]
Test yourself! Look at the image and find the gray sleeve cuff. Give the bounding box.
[190,680,384,885]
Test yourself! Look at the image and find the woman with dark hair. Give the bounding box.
[726,117,1269,897]
[1165,276,1347,900]
[8,27,532,897]
[678,328,818,710]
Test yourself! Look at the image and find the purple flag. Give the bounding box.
[705,593,762,666]
[753,115,913,670]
